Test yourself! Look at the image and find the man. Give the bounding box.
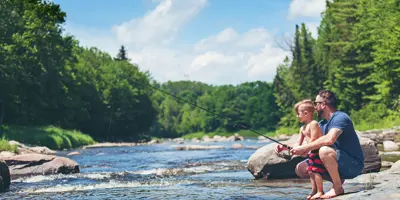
[276,90,364,199]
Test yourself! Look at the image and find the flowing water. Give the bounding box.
[1,140,326,199]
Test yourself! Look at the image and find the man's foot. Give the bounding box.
[307,191,317,200]
[320,187,344,199]
[310,192,324,200]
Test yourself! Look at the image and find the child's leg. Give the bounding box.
[307,171,317,200]
[310,173,324,200]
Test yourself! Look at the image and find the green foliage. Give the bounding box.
[2,125,96,150]
[350,103,400,131]
[0,137,18,153]
[1,0,400,144]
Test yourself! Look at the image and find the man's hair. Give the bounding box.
[294,99,314,114]
[318,90,338,109]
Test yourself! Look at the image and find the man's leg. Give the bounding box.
[318,146,344,199]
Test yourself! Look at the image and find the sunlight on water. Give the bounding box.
[3,140,312,199]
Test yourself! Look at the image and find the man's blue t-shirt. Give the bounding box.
[318,111,364,163]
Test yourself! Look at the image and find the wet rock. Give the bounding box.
[3,153,79,178]
[0,160,10,193]
[148,139,161,145]
[247,134,381,179]
[66,151,81,156]
[383,141,399,151]
[83,142,136,149]
[172,145,224,151]
[232,143,244,149]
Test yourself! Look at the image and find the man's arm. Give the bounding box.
[303,127,342,152]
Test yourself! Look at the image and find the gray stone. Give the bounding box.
[247,135,381,179]
[383,141,399,151]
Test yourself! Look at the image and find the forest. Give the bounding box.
[1,0,399,142]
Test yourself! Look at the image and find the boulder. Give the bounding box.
[383,140,399,151]
[247,134,381,179]
[0,160,10,193]
[358,136,381,173]
[8,140,56,155]
[3,153,79,178]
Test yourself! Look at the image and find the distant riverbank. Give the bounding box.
[1,125,95,150]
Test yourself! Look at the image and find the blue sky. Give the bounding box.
[54,0,326,85]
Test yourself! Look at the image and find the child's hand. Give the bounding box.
[274,144,287,154]
[290,146,307,156]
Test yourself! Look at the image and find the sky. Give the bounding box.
[53,0,326,85]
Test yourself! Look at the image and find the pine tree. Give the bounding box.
[116,45,129,61]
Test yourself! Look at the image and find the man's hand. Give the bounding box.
[274,144,288,154]
[290,145,308,156]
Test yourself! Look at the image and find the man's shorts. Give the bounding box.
[303,148,364,180]
[336,149,364,179]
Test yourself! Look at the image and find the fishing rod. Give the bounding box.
[131,78,292,150]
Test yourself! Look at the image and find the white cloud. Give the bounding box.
[64,0,290,85]
[305,22,319,38]
[112,0,207,46]
[288,0,326,19]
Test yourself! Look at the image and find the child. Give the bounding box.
[294,99,326,200]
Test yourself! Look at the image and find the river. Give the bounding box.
[2,139,318,199]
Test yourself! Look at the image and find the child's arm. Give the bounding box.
[309,121,323,142]
[295,126,305,147]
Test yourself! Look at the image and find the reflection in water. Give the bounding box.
[1,140,320,199]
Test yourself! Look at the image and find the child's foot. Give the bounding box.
[310,192,324,199]
[320,187,344,199]
[306,191,317,200]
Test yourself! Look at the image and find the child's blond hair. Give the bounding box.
[294,99,315,114]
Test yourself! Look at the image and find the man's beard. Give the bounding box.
[317,110,324,120]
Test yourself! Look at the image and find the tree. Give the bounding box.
[115,45,129,61]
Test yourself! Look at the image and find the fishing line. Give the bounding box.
[131,78,292,150]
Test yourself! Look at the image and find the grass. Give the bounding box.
[2,125,96,150]
[0,137,18,153]
[354,115,400,131]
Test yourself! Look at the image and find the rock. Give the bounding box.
[67,151,81,156]
[0,151,16,158]
[380,151,400,156]
[383,140,399,151]
[172,145,224,151]
[202,136,213,142]
[173,138,184,144]
[9,140,56,155]
[246,138,307,179]
[148,139,161,145]
[387,160,400,173]
[191,138,201,143]
[83,142,136,149]
[0,160,10,193]
[232,143,244,149]
[3,153,79,178]
[247,134,381,179]
[358,136,381,173]
[381,161,394,168]
[233,133,244,141]
[381,129,400,141]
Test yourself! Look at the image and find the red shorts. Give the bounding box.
[306,150,327,175]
